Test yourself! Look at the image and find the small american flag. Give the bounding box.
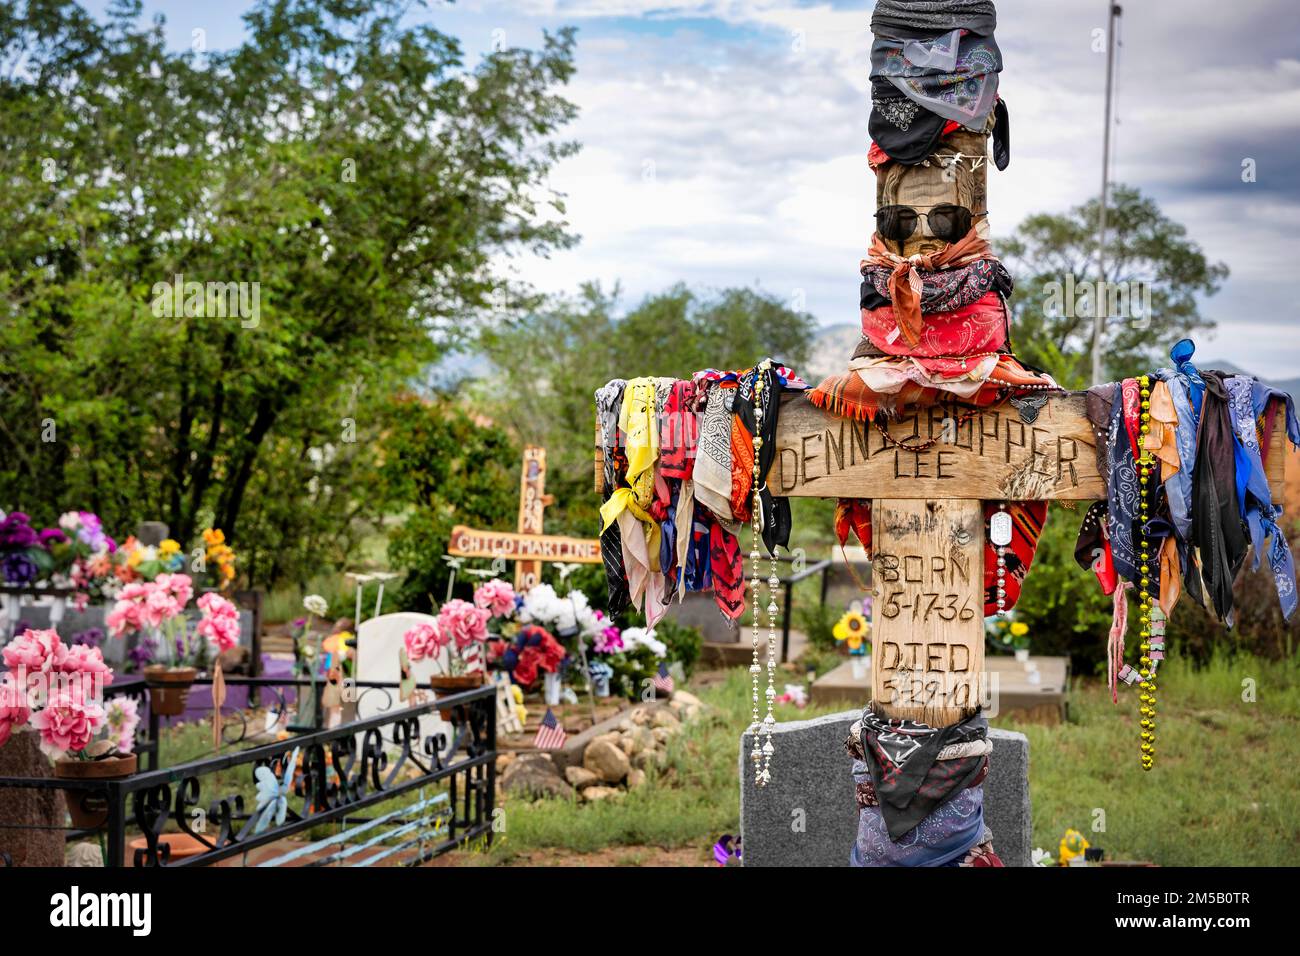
[533,708,567,750]
[652,662,675,696]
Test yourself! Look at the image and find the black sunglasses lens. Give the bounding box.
[876,206,917,240]
[927,204,970,241]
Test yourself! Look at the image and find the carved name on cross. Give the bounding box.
[448,446,601,592]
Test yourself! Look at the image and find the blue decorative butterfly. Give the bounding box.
[252,747,299,834]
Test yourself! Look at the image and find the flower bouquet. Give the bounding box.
[986,613,1031,660]
[586,620,668,699]
[0,511,63,589]
[107,573,241,715]
[0,628,139,828]
[402,581,515,717]
[53,511,121,610]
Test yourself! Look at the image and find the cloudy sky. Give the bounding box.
[93,0,1300,377]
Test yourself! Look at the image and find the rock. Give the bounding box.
[630,708,652,726]
[591,731,622,750]
[582,739,631,784]
[495,753,516,773]
[618,718,636,732]
[582,786,623,802]
[622,728,651,757]
[66,843,104,867]
[500,753,571,799]
[651,726,674,745]
[626,768,647,790]
[564,766,599,791]
[651,708,680,729]
[669,690,701,710]
[0,729,66,867]
[632,751,657,771]
[618,735,636,756]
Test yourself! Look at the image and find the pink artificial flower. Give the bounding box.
[106,582,151,637]
[105,696,140,754]
[473,579,518,618]
[594,626,623,654]
[156,572,194,610]
[403,622,444,662]
[29,683,106,757]
[55,643,115,687]
[438,599,490,650]
[1,628,63,674]
[197,592,241,652]
[0,673,31,748]
[142,583,181,629]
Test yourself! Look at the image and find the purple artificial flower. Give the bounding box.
[128,636,157,669]
[76,511,107,551]
[70,627,105,649]
[0,512,40,550]
[1,552,38,585]
[38,528,68,547]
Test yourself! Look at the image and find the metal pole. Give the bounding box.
[1090,2,1122,385]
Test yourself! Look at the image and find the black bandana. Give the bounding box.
[735,361,792,555]
[1191,371,1249,623]
[858,708,988,841]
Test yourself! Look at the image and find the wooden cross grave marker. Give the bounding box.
[596,391,1289,728]
[449,445,602,591]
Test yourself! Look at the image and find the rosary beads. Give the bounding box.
[749,361,776,787]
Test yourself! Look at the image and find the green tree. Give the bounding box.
[0,0,577,585]
[998,185,1229,388]
[474,281,817,537]
[378,394,519,610]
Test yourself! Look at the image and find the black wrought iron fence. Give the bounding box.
[0,680,496,867]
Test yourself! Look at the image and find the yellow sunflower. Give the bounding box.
[833,610,869,652]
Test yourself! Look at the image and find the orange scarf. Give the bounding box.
[861,227,995,348]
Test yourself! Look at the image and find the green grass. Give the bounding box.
[1005,653,1300,866]
[473,654,1300,866]
[153,652,1300,865]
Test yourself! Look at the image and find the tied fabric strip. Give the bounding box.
[1191,371,1249,624]
[981,501,1047,616]
[1107,581,1131,703]
[856,707,989,841]
[600,379,663,620]
[733,360,799,555]
[862,227,997,348]
[596,380,629,612]
[1225,376,1297,619]
[870,30,1003,129]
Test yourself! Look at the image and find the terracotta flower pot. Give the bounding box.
[54,753,138,830]
[143,665,198,716]
[127,832,209,867]
[428,673,484,720]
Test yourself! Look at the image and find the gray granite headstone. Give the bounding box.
[740,710,1031,866]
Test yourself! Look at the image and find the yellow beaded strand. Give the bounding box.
[1136,375,1156,771]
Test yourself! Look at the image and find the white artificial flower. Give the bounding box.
[1031,848,1054,867]
[303,594,329,617]
[59,511,80,531]
[621,627,667,658]
[518,584,561,626]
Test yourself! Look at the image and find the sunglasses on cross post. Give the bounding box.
[874,204,987,243]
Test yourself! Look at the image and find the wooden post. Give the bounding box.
[515,446,553,591]
[870,498,984,726]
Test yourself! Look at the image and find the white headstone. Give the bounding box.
[354,612,454,753]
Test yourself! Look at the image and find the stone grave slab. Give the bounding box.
[810,655,1068,723]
